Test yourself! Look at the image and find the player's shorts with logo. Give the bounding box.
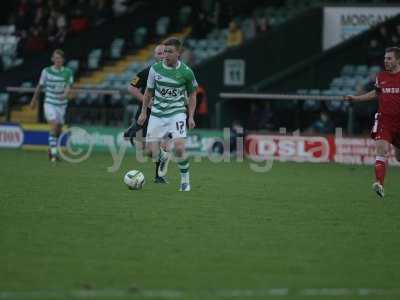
[371,113,400,148]
[44,103,67,124]
[146,113,187,142]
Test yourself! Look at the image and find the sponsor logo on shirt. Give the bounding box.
[382,87,400,94]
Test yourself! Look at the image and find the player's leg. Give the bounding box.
[157,133,172,178]
[174,138,190,191]
[44,103,61,161]
[145,114,168,182]
[168,113,190,191]
[373,139,390,198]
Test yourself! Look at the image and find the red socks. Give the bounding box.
[375,156,387,186]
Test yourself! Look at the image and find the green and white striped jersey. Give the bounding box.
[147,60,198,118]
[39,66,74,106]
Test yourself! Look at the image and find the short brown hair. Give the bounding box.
[162,37,182,50]
[53,49,65,58]
[385,47,400,60]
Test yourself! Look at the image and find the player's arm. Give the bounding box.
[127,72,145,103]
[63,71,74,100]
[187,90,197,129]
[30,83,42,109]
[128,85,144,103]
[344,90,376,102]
[31,69,47,108]
[63,84,72,100]
[137,66,156,125]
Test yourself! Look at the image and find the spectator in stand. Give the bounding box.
[70,2,89,34]
[308,111,334,134]
[246,103,261,130]
[17,0,29,16]
[47,16,66,48]
[230,120,244,155]
[227,21,243,48]
[242,15,256,40]
[258,102,276,131]
[25,26,46,53]
[33,6,47,28]
[257,13,269,33]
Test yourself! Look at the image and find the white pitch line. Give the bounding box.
[1,288,400,299]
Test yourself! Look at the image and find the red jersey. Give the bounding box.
[375,70,400,117]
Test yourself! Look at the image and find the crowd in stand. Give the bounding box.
[190,0,271,48]
[6,0,132,56]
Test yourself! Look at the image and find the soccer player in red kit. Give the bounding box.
[345,47,400,198]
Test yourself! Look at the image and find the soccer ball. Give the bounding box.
[124,170,145,190]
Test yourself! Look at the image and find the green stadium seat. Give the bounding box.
[354,65,368,76]
[341,64,355,76]
[369,65,381,75]
[67,60,79,74]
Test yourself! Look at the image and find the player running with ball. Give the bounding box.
[137,37,198,191]
[345,47,400,198]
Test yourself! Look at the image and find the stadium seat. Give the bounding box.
[303,89,321,111]
[87,48,102,69]
[133,27,148,47]
[369,65,380,75]
[354,65,368,76]
[110,38,125,59]
[0,93,9,115]
[67,60,80,74]
[179,6,192,26]
[330,77,345,89]
[343,77,357,89]
[156,17,170,36]
[341,65,355,76]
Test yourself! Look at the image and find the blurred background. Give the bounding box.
[0,0,399,135]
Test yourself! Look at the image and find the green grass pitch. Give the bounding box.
[1,149,400,300]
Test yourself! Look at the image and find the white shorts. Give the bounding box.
[146,113,187,142]
[44,103,67,124]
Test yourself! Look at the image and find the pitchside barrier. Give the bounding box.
[3,87,397,167]
[218,92,356,133]
[4,86,130,126]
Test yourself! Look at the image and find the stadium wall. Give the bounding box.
[251,13,400,92]
[194,7,323,128]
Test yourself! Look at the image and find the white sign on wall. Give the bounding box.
[323,6,400,50]
[224,59,245,86]
[0,125,24,148]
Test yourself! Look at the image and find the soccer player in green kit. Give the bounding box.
[30,49,73,162]
[138,37,198,191]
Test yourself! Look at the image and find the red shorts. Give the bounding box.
[371,113,400,148]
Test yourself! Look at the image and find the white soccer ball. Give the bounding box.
[124,170,145,190]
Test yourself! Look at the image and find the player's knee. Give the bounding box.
[376,141,389,156]
[174,146,185,158]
